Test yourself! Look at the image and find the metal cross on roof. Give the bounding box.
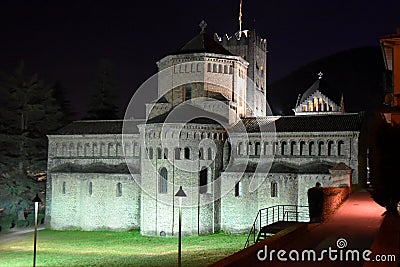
[318,72,323,79]
[199,20,207,33]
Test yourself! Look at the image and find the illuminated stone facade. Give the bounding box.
[45,28,365,235]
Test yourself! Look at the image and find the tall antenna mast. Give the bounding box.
[239,0,243,38]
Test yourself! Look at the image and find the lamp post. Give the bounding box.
[175,186,186,267]
[32,194,42,267]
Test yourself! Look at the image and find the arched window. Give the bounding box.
[309,141,315,156]
[108,143,115,157]
[207,148,212,160]
[89,182,93,196]
[185,83,192,101]
[224,65,228,74]
[327,141,334,156]
[174,148,181,160]
[62,181,66,194]
[116,143,122,157]
[218,64,223,73]
[238,142,243,155]
[133,142,139,157]
[184,147,190,159]
[207,63,212,72]
[163,148,168,159]
[69,143,74,157]
[255,142,261,156]
[290,141,296,156]
[299,141,305,156]
[272,142,278,155]
[116,182,122,197]
[213,64,218,72]
[235,181,242,197]
[84,143,90,157]
[199,167,207,194]
[77,143,82,157]
[264,142,269,155]
[157,147,162,159]
[271,181,278,197]
[199,147,204,160]
[338,140,344,156]
[281,141,287,155]
[318,141,324,156]
[308,101,313,112]
[159,167,168,194]
[148,147,153,159]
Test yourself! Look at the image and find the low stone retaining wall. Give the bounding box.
[321,186,350,221]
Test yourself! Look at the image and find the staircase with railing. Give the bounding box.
[244,205,309,248]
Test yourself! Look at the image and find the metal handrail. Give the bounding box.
[244,205,309,248]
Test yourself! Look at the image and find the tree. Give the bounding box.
[368,112,400,215]
[87,59,119,119]
[0,63,65,230]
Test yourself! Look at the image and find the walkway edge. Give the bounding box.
[208,223,308,267]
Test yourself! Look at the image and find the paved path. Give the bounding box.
[251,191,386,266]
[0,226,45,244]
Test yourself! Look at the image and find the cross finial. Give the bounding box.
[318,72,323,79]
[199,20,207,33]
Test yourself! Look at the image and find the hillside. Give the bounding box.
[268,46,385,115]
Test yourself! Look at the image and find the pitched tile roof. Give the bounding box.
[57,120,142,135]
[146,103,228,125]
[173,32,233,56]
[233,113,364,133]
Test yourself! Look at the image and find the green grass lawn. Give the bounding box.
[0,229,246,266]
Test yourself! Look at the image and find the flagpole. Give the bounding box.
[239,0,243,38]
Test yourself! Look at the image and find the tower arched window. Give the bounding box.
[157,147,162,159]
[174,148,181,160]
[199,147,204,160]
[184,147,190,159]
[148,147,153,159]
[271,181,278,197]
[62,181,66,194]
[235,181,242,197]
[213,64,217,72]
[89,182,93,196]
[207,148,212,160]
[185,84,192,101]
[159,167,168,194]
[163,148,168,159]
[199,167,207,194]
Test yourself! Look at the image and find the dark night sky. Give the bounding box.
[0,0,399,119]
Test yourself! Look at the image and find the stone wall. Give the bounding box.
[50,173,141,231]
[321,186,350,221]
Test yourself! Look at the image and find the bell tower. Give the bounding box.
[214,0,268,117]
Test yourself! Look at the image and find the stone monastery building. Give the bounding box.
[46,23,366,236]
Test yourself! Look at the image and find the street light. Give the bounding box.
[32,193,42,267]
[175,186,186,267]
